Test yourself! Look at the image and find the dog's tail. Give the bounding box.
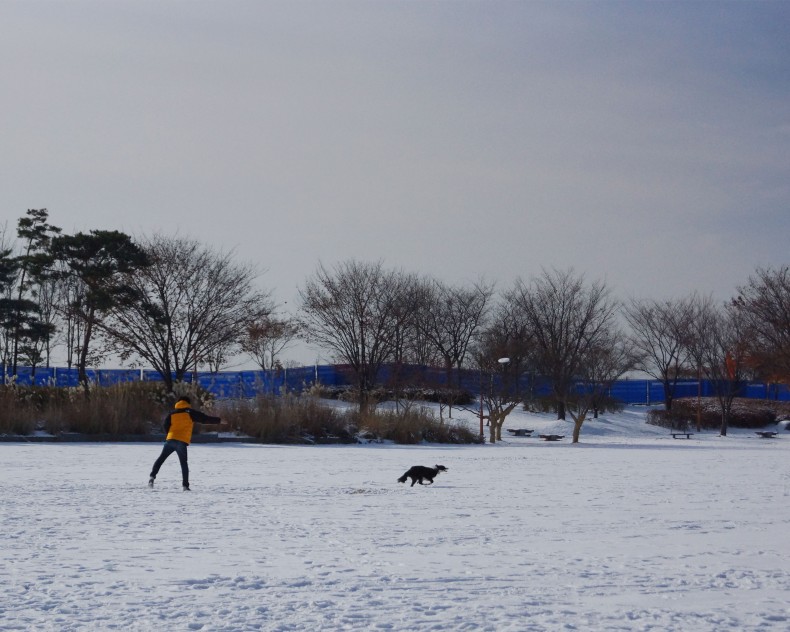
[397,472,408,483]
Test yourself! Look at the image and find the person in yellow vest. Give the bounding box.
[148,396,227,491]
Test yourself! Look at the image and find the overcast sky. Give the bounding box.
[2,1,789,364]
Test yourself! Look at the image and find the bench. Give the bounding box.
[538,434,564,441]
[756,431,778,439]
[506,428,533,437]
[671,432,694,439]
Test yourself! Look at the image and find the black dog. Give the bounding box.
[397,464,448,487]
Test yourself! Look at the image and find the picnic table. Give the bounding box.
[671,432,694,439]
[538,434,564,441]
[506,428,533,437]
[755,431,778,439]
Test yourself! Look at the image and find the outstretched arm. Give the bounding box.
[190,409,229,430]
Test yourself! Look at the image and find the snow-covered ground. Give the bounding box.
[2,406,790,631]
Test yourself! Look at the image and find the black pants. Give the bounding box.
[150,439,189,486]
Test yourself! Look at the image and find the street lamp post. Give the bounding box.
[498,357,511,388]
[479,367,484,439]
[498,356,510,406]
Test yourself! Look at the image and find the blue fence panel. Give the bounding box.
[608,380,722,405]
[141,370,163,383]
[36,367,56,386]
[53,368,78,387]
[457,369,482,394]
[31,367,55,386]
[609,380,648,404]
[92,369,141,387]
[316,364,341,386]
[283,366,316,391]
[3,366,54,386]
[647,382,664,405]
[526,376,553,398]
[671,381,701,399]
[745,382,790,401]
[239,371,271,397]
[195,373,237,398]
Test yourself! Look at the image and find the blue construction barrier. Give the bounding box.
[3,364,789,404]
[609,379,718,404]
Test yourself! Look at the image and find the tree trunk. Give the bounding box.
[664,384,673,412]
[572,414,586,443]
[720,409,728,436]
[359,389,371,418]
[445,362,453,419]
[556,400,566,420]
[488,410,502,443]
[78,314,94,397]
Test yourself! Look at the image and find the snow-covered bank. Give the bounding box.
[2,407,789,631]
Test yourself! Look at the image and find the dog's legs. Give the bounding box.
[410,478,417,487]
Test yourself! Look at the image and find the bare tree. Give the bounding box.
[510,268,617,420]
[734,266,790,385]
[298,260,420,414]
[470,300,533,443]
[200,343,237,374]
[241,313,301,371]
[101,234,272,391]
[567,331,637,443]
[689,299,749,436]
[418,278,494,379]
[623,296,695,411]
[416,278,494,416]
[385,276,428,413]
[682,293,716,431]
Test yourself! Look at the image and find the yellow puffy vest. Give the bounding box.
[166,400,195,444]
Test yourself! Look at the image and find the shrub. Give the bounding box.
[302,382,342,400]
[2,383,480,444]
[523,397,555,414]
[306,384,475,407]
[0,382,208,437]
[0,386,38,434]
[225,394,356,443]
[646,408,694,430]
[660,398,778,429]
[593,395,625,415]
[357,406,480,444]
[53,382,166,435]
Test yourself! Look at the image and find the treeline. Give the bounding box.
[297,262,790,442]
[1,209,277,393]
[2,209,789,442]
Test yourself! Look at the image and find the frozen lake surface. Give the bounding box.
[2,407,790,631]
